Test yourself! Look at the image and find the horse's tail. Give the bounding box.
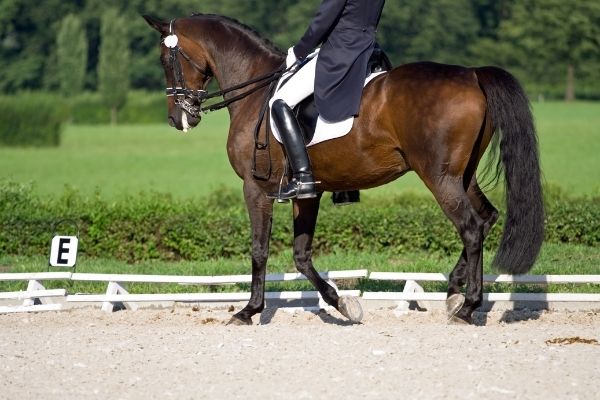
[475,66,544,274]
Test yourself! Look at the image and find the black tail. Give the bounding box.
[476,66,544,274]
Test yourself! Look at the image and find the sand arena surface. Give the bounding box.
[1,307,599,400]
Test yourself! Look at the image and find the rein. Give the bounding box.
[164,19,287,117]
[201,68,285,113]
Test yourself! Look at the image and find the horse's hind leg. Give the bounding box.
[229,180,274,325]
[292,196,363,323]
[447,177,498,306]
[427,176,486,324]
[468,177,499,238]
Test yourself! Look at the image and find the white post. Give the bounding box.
[101,281,139,312]
[394,279,426,316]
[22,280,47,306]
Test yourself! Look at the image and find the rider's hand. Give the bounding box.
[286,47,299,69]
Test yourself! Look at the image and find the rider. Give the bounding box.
[269,0,386,200]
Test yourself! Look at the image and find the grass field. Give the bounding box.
[1,101,599,199]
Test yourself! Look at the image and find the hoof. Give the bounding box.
[446,293,465,320]
[338,296,363,323]
[448,310,473,325]
[227,315,252,326]
[448,314,471,325]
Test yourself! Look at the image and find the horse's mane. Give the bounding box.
[191,13,284,57]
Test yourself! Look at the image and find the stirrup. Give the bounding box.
[268,168,292,202]
[295,180,318,199]
[267,178,319,201]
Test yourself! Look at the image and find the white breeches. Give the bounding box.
[269,55,318,110]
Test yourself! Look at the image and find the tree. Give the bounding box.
[273,0,320,48]
[1,0,598,99]
[378,0,480,66]
[0,0,82,92]
[469,0,514,39]
[97,8,130,125]
[473,0,600,101]
[56,14,88,96]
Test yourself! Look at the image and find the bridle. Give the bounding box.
[163,19,287,119]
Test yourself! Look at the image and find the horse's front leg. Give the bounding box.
[293,196,363,323]
[229,180,274,325]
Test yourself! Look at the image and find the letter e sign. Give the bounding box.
[49,236,78,267]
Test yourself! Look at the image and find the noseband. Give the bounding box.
[163,19,288,119]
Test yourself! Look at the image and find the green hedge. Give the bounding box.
[1,182,598,262]
[0,93,69,147]
[69,89,225,124]
[70,91,166,125]
[0,91,169,129]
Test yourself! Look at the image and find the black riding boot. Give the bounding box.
[269,99,317,200]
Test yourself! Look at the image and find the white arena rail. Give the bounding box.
[363,272,600,312]
[3,269,599,314]
[0,272,72,313]
[66,270,368,312]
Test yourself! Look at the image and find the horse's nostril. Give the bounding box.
[168,116,176,127]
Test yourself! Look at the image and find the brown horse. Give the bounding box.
[144,14,544,325]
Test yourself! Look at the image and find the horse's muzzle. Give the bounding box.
[168,105,201,132]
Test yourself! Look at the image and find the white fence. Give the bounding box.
[0,272,73,313]
[1,270,599,314]
[364,272,600,312]
[0,270,366,313]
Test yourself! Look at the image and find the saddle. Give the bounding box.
[294,45,393,144]
[294,46,392,205]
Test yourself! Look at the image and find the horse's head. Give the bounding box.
[143,15,213,132]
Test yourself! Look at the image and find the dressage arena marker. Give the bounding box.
[48,219,80,268]
[364,272,600,314]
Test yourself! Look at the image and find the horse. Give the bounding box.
[143,13,544,325]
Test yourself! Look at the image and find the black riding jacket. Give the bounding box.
[294,0,386,122]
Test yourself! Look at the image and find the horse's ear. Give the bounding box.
[143,15,168,35]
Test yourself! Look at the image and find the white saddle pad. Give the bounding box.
[271,71,386,147]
